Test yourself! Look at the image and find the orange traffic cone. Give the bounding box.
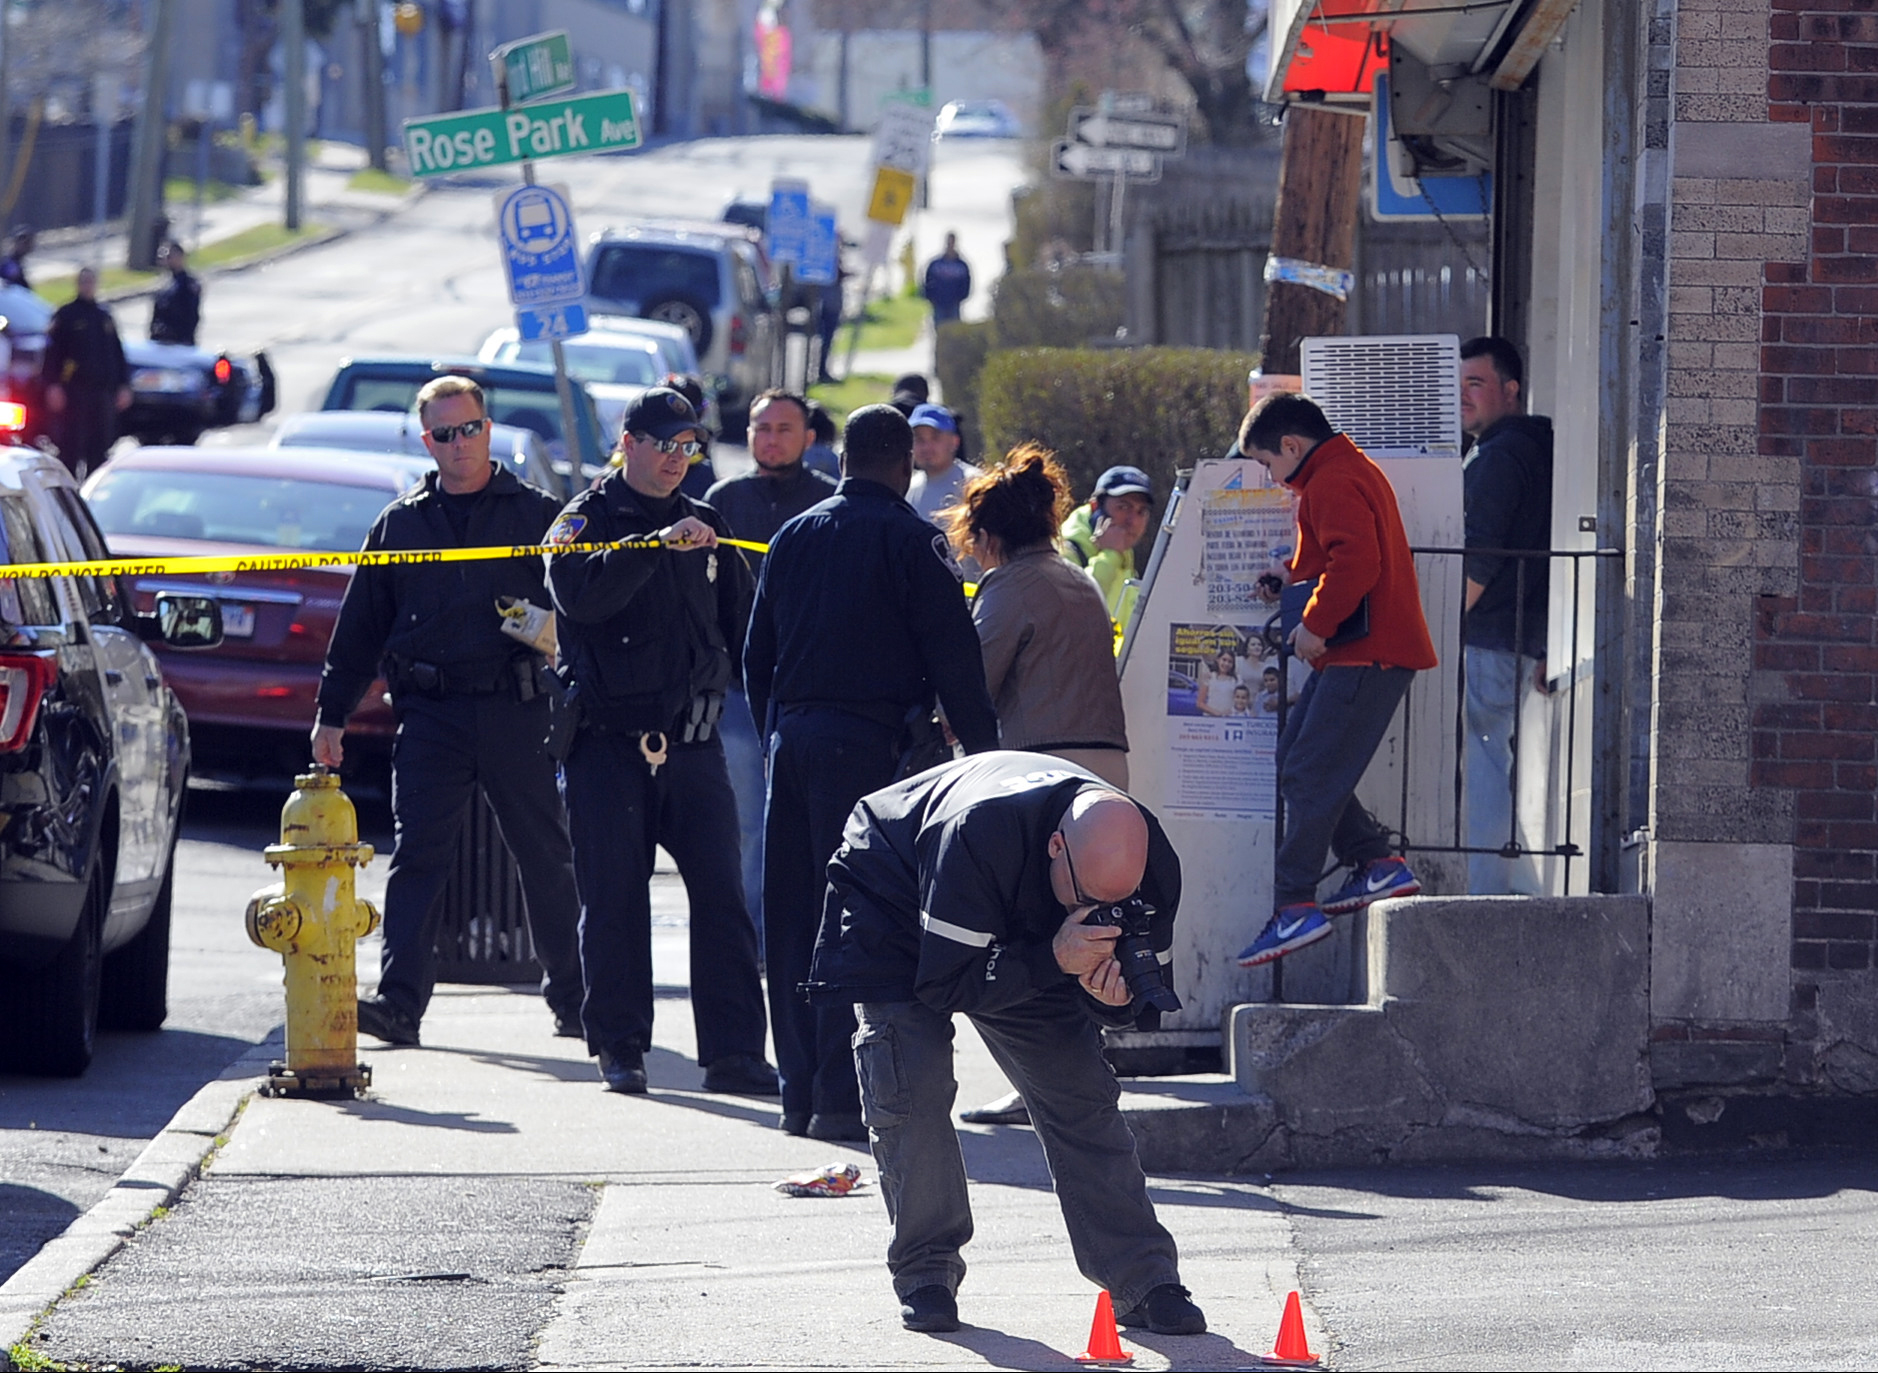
[1074,1290,1134,1364]
[1261,1290,1320,1366]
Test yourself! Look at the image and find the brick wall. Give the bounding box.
[1755,6,1878,994]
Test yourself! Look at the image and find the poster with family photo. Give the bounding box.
[1164,623,1278,820]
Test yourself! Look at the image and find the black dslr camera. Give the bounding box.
[1083,897,1180,1012]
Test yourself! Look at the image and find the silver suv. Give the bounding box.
[582,220,780,422]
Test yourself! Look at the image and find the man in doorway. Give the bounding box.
[314,375,583,1048]
[705,389,838,945]
[1459,336,1554,895]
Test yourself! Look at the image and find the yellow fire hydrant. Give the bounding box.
[245,768,381,1097]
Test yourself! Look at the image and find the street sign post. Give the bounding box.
[1051,141,1162,182]
[495,183,583,308]
[493,31,576,104]
[865,166,916,225]
[1070,107,1189,157]
[798,204,839,287]
[402,89,641,177]
[518,302,588,341]
[872,101,934,176]
[766,178,811,267]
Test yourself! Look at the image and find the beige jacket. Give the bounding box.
[972,545,1128,753]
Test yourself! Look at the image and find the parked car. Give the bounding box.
[81,446,428,788]
[935,99,1022,140]
[0,440,222,1075]
[581,220,781,422]
[583,314,702,382]
[0,283,274,447]
[474,326,665,448]
[268,409,566,496]
[319,355,606,481]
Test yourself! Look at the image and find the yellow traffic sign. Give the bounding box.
[867,166,916,226]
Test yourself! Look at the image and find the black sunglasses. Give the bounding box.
[427,418,488,444]
[648,436,705,459]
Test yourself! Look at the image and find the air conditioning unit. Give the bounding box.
[1300,333,1461,459]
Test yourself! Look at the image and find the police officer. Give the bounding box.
[42,267,129,480]
[313,374,583,1047]
[744,403,999,1140]
[545,388,778,1098]
[704,388,837,943]
[149,241,202,346]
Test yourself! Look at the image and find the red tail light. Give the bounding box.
[213,357,233,384]
[0,401,27,433]
[729,314,747,356]
[0,652,56,752]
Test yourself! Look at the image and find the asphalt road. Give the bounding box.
[0,131,1028,1293]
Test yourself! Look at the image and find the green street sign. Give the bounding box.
[403,89,641,177]
[495,30,576,103]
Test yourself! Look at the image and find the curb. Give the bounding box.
[0,1035,278,1368]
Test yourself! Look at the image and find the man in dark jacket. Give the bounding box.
[920,232,971,324]
[148,241,202,346]
[704,389,837,945]
[744,403,999,1142]
[1459,336,1554,895]
[41,267,129,480]
[545,388,777,1099]
[313,375,582,1047]
[806,752,1204,1338]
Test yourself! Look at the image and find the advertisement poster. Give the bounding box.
[1165,622,1278,820]
[1200,477,1294,614]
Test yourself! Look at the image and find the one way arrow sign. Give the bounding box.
[1051,139,1162,182]
[1071,107,1188,157]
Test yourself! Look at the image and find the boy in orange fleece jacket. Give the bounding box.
[1234,393,1438,967]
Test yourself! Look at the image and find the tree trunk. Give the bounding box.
[1257,105,1366,374]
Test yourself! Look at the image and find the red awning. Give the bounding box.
[1280,19,1388,100]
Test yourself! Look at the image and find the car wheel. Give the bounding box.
[645,297,713,356]
[101,857,172,1032]
[11,863,106,1076]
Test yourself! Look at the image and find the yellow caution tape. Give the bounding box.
[0,536,775,581]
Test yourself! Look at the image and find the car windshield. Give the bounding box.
[494,339,661,387]
[87,469,406,551]
[332,375,597,455]
[588,245,721,307]
[278,417,425,453]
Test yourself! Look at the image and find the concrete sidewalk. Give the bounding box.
[6,913,1318,1369]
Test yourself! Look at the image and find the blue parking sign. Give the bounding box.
[798,207,839,286]
[496,183,585,309]
[767,180,811,267]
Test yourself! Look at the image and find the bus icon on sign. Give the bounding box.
[516,198,557,244]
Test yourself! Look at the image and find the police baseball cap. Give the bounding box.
[1094,465,1154,502]
[621,387,704,442]
[908,403,958,434]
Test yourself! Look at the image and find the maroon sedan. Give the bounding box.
[82,446,433,783]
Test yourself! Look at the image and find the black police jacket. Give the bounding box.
[149,270,202,346]
[743,476,998,749]
[317,464,562,724]
[703,462,837,578]
[544,472,753,736]
[805,751,1179,1021]
[42,298,128,391]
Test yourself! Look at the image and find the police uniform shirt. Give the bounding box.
[805,751,1180,1018]
[543,473,752,735]
[43,298,128,392]
[742,476,998,749]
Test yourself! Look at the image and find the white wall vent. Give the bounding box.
[1299,334,1461,459]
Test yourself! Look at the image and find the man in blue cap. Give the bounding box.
[906,403,980,531]
[1061,465,1155,634]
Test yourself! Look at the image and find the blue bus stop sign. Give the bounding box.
[496,183,585,308]
[767,181,811,267]
[798,207,839,287]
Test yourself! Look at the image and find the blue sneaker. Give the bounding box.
[1322,856,1421,915]
[1237,903,1332,967]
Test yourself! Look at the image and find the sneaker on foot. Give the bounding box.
[598,1048,647,1095]
[701,1052,781,1096]
[900,1285,960,1332]
[1322,855,1421,915]
[1116,1283,1206,1335]
[1236,903,1331,967]
[357,995,420,1046]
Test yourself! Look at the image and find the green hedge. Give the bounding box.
[935,320,994,458]
[977,346,1259,507]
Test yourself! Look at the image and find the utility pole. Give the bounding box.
[126,0,177,270]
[361,0,387,171]
[1257,105,1366,374]
[283,0,305,230]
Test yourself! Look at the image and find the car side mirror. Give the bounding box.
[153,593,223,649]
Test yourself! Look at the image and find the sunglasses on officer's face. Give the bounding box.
[427,418,488,444]
[645,435,705,459]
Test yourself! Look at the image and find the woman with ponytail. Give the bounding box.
[945,443,1130,789]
